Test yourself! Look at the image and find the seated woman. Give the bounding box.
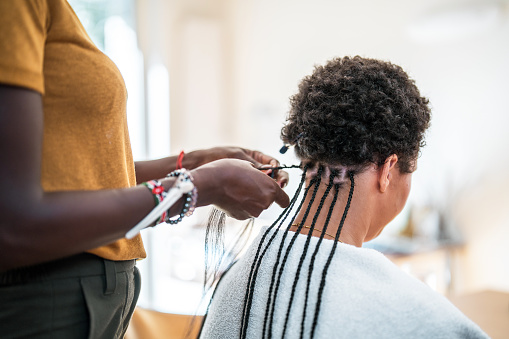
[199,56,488,338]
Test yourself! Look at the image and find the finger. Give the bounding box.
[276,170,289,188]
[269,158,280,178]
[251,152,282,182]
[260,168,273,177]
[230,211,253,220]
[234,150,258,164]
[219,205,252,221]
[250,150,279,167]
[239,149,263,168]
[273,184,290,208]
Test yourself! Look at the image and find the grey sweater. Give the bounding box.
[200,227,489,339]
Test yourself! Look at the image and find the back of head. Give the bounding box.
[214,56,433,339]
[281,56,431,173]
[239,57,433,338]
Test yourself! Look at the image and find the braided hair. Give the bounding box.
[240,164,309,338]
[237,56,430,338]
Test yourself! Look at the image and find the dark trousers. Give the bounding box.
[0,253,141,339]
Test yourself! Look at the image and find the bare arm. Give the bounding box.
[0,85,166,271]
[0,85,289,271]
[135,147,289,187]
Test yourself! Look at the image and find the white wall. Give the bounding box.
[227,0,509,294]
[136,0,509,309]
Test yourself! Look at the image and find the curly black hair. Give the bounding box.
[281,56,431,173]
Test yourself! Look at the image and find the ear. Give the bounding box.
[378,154,398,193]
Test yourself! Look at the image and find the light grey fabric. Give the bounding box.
[200,227,489,339]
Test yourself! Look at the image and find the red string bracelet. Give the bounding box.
[142,180,167,224]
[176,150,185,170]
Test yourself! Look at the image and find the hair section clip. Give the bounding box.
[279,132,305,154]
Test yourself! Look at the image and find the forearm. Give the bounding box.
[135,157,178,183]
[134,149,213,183]
[0,178,185,271]
[1,156,238,271]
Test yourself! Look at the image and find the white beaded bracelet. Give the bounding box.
[125,170,195,239]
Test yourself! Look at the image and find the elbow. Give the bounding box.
[0,210,39,272]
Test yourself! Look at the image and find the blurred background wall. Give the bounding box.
[136,0,509,293]
[70,0,509,313]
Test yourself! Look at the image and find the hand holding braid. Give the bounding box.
[179,146,289,188]
[191,159,290,220]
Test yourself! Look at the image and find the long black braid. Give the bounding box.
[300,170,340,339]
[266,167,324,338]
[259,172,317,338]
[310,171,355,339]
[240,179,302,338]
[239,165,309,339]
[257,164,302,171]
[281,169,336,338]
[208,165,353,339]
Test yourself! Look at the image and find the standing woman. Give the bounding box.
[0,1,289,338]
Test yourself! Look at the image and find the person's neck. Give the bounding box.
[290,174,375,247]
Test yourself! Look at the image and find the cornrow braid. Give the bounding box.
[300,170,340,339]
[266,166,324,339]
[310,171,355,338]
[281,168,335,338]
[240,165,309,339]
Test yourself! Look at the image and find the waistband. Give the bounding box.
[0,253,136,287]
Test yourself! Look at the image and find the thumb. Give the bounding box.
[273,184,290,208]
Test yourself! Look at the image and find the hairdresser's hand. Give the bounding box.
[192,159,290,220]
[186,147,289,188]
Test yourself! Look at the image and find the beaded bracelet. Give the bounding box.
[126,171,195,239]
[141,180,167,224]
[165,169,198,224]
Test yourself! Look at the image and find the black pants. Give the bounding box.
[0,253,141,339]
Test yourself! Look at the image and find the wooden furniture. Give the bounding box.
[448,290,509,339]
[125,308,203,339]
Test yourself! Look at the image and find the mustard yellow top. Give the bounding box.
[0,0,146,261]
